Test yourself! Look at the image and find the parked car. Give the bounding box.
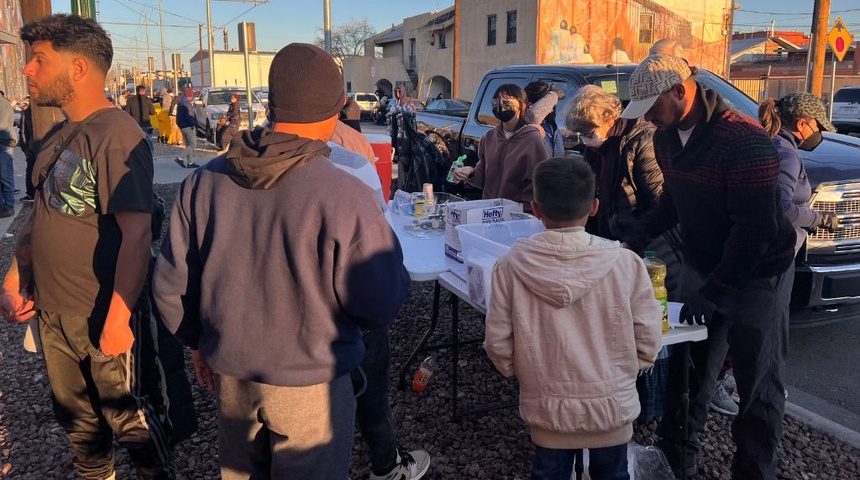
[424,98,472,117]
[416,64,860,327]
[348,92,380,119]
[252,86,268,105]
[831,85,860,134]
[193,87,266,143]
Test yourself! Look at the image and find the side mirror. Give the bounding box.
[194,100,203,107]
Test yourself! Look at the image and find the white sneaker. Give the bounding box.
[723,371,740,403]
[369,449,431,480]
[709,380,739,416]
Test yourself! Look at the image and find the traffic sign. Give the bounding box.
[827,17,854,62]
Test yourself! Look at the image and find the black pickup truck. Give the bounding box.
[417,64,860,327]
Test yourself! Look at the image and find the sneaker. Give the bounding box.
[0,207,13,218]
[723,371,740,403]
[185,162,200,169]
[369,449,430,480]
[709,380,739,416]
[174,157,186,167]
[19,195,33,203]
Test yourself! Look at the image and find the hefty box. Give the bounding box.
[444,198,523,263]
[456,219,545,310]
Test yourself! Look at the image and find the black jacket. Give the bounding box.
[584,117,662,239]
[124,94,156,128]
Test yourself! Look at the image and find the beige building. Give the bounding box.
[342,7,455,102]
[190,50,276,89]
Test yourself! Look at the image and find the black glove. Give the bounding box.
[679,291,718,326]
[818,212,839,233]
[549,85,566,100]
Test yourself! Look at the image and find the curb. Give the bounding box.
[785,400,860,450]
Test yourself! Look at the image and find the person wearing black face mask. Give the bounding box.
[452,84,548,211]
[758,92,839,256]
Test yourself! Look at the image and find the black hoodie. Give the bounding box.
[153,128,410,386]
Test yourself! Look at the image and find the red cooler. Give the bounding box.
[364,133,394,199]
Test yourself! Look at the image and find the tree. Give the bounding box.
[315,19,377,59]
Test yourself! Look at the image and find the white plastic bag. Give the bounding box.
[628,441,676,480]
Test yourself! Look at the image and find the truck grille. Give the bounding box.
[809,183,860,243]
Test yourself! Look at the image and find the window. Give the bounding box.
[439,30,447,49]
[346,81,352,93]
[475,76,529,126]
[506,11,517,44]
[487,14,497,46]
[639,13,654,44]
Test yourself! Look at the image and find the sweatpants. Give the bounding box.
[39,310,173,480]
[657,263,792,480]
[217,373,356,480]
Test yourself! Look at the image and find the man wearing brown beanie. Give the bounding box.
[153,43,411,479]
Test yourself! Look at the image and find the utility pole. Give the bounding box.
[198,23,205,87]
[323,0,332,54]
[809,0,831,95]
[21,0,63,141]
[206,0,215,87]
[144,10,152,92]
[158,0,167,73]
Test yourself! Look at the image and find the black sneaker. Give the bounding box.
[186,162,200,169]
[19,195,33,203]
[0,207,14,218]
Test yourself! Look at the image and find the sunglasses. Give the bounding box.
[578,129,598,139]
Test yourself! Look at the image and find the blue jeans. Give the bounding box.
[179,127,197,165]
[532,443,629,480]
[0,146,14,208]
[351,328,398,475]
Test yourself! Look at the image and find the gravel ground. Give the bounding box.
[0,183,858,479]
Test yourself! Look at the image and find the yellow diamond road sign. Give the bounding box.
[827,17,853,62]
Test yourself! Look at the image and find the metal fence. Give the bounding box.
[730,76,859,103]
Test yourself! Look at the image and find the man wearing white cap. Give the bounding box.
[617,54,796,480]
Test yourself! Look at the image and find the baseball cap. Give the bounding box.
[776,92,836,132]
[621,54,692,119]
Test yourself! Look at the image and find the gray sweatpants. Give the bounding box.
[217,373,356,480]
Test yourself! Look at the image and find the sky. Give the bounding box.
[48,0,860,72]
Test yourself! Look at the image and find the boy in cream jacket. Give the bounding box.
[485,156,662,480]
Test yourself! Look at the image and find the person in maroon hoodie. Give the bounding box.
[452,84,548,210]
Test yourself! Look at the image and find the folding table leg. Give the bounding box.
[398,281,442,390]
[680,341,691,480]
[451,293,460,419]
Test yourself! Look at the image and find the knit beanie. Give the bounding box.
[267,43,344,124]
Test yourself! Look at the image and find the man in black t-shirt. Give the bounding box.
[1,14,174,479]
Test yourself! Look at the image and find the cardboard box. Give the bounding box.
[444,198,523,263]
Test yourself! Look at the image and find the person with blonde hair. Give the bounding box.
[758,92,839,254]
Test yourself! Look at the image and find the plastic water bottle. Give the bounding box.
[446,155,467,183]
[412,356,437,392]
[643,251,669,333]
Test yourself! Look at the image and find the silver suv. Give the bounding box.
[832,85,860,134]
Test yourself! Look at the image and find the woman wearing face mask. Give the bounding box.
[452,84,548,210]
[564,85,663,241]
[758,92,839,254]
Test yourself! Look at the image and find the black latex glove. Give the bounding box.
[549,85,566,100]
[680,291,718,326]
[818,212,839,233]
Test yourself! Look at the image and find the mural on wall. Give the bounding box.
[0,0,27,100]
[537,0,731,75]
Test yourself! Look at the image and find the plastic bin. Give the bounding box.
[456,219,545,310]
[365,133,393,199]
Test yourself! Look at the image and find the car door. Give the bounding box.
[532,74,586,155]
[461,73,532,158]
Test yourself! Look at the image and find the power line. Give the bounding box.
[738,7,860,16]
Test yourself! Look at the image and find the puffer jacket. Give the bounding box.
[583,118,661,239]
[485,227,662,449]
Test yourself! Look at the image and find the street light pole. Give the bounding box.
[206,0,216,87]
[323,0,332,55]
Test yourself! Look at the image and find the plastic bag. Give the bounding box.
[628,441,676,480]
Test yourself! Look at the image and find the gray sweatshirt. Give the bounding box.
[153,128,410,387]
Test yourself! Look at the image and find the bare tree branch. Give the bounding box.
[314,19,377,59]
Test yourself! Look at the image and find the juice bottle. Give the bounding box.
[412,356,437,392]
[643,251,669,333]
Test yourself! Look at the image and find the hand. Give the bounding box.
[452,166,474,182]
[0,291,35,324]
[818,212,839,232]
[549,85,566,100]
[679,291,718,326]
[192,349,215,391]
[100,292,135,356]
